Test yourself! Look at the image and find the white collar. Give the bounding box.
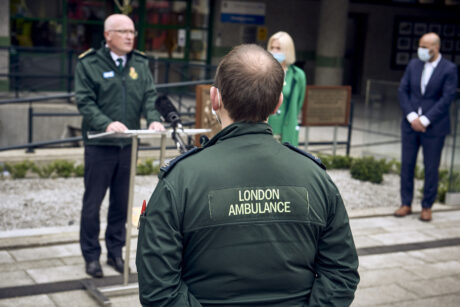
[109,51,127,66]
[427,53,442,68]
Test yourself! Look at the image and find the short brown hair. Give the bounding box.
[214,44,284,122]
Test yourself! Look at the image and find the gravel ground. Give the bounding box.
[0,170,422,231]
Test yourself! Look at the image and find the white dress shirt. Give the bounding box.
[110,51,127,68]
[406,54,442,127]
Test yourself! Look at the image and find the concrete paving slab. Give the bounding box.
[0,259,65,273]
[419,226,460,239]
[26,264,118,283]
[352,284,418,306]
[50,290,99,307]
[378,294,460,307]
[359,252,426,270]
[406,246,460,263]
[357,267,420,288]
[349,216,402,230]
[0,271,35,287]
[369,230,435,245]
[399,276,460,298]
[111,294,142,307]
[10,243,81,262]
[349,226,388,236]
[352,235,384,248]
[0,294,55,307]
[60,256,85,266]
[402,260,460,280]
[0,251,14,264]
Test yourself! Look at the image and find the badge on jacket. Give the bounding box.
[129,67,138,80]
[103,71,115,78]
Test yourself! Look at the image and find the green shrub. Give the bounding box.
[5,161,35,179]
[350,156,384,184]
[74,164,85,177]
[137,159,155,175]
[331,155,353,169]
[51,160,75,178]
[32,163,55,178]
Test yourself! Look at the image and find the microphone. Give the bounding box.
[155,95,182,128]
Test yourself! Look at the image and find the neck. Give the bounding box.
[429,53,439,63]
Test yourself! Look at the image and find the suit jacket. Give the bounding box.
[399,57,458,136]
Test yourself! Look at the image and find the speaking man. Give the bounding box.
[395,32,458,221]
[75,14,164,278]
[136,44,359,306]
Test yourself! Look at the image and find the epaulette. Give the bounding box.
[133,49,146,58]
[78,48,95,59]
[159,147,201,178]
[283,143,326,170]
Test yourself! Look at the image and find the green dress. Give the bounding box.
[268,65,306,146]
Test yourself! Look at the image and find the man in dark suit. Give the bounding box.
[395,32,458,222]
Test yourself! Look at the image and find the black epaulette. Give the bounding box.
[133,49,147,58]
[283,143,326,170]
[159,147,202,178]
[78,48,95,60]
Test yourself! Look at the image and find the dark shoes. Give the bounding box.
[85,260,103,278]
[419,208,432,222]
[107,256,125,274]
[394,206,412,217]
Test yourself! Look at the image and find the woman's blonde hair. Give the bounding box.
[267,31,296,66]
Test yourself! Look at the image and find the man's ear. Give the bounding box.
[210,86,220,111]
[272,93,283,114]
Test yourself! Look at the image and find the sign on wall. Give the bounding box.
[391,16,460,69]
[301,86,351,126]
[220,1,266,25]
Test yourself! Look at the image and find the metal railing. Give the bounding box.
[0,46,217,97]
[0,79,213,153]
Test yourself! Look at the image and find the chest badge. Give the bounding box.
[129,67,138,80]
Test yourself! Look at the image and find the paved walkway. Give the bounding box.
[0,205,460,306]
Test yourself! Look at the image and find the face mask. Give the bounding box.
[417,47,431,62]
[271,52,286,63]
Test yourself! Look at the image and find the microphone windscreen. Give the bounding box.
[155,95,181,124]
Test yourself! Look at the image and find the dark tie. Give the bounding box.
[116,58,123,72]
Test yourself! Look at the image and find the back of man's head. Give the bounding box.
[215,44,284,122]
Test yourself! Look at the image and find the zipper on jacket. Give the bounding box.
[122,74,127,124]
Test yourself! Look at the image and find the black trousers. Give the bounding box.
[80,145,132,262]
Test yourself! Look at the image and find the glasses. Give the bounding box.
[110,29,138,37]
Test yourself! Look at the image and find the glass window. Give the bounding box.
[191,0,209,28]
[68,24,104,51]
[10,0,62,19]
[145,28,185,59]
[132,0,187,26]
[11,19,62,47]
[67,0,113,21]
[190,30,207,60]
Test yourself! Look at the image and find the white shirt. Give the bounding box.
[110,51,127,68]
[406,54,442,127]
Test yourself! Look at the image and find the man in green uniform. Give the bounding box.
[137,44,359,306]
[75,14,164,278]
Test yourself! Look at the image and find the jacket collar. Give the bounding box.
[204,122,273,148]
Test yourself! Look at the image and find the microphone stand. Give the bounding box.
[171,122,189,153]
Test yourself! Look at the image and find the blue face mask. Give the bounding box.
[271,52,286,63]
[417,47,431,62]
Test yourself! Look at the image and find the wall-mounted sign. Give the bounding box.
[221,1,266,25]
[301,86,351,126]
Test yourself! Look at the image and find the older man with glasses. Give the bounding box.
[75,14,164,278]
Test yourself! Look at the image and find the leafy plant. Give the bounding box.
[331,155,353,169]
[74,164,85,177]
[317,154,333,169]
[350,156,384,184]
[5,161,35,179]
[32,163,55,178]
[137,159,156,176]
[51,160,75,178]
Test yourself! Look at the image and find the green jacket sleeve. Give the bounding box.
[136,179,202,307]
[308,183,360,306]
[75,61,112,131]
[141,62,161,125]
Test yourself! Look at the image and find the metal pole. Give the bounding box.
[123,135,138,285]
[26,103,34,153]
[304,126,309,151]
[332,125,338,156]
[346,100,354,156]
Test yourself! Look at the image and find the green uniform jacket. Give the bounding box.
[75,44,161,146]
[268,65,306,146]
[136,122,359,307]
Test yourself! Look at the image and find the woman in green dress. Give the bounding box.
[267,31,306,146]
